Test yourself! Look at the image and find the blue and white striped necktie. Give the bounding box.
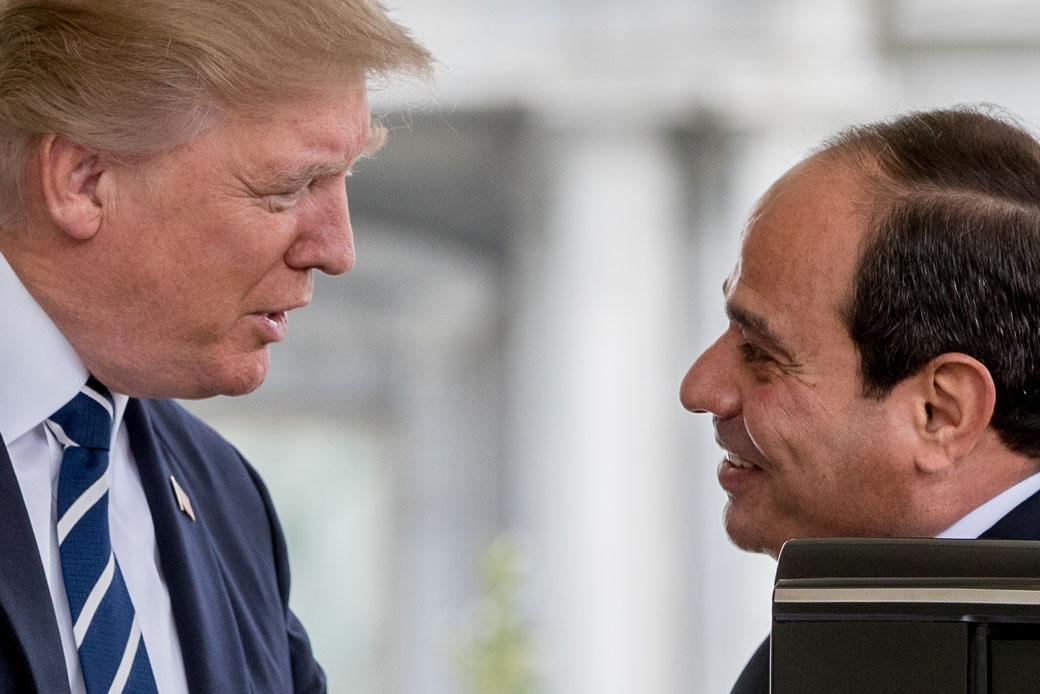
[46,377,159,694]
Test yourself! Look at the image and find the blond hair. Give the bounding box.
[0,0,432,227]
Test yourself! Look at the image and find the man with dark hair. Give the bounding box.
[0,1,430,692]
[680,107,1040,694]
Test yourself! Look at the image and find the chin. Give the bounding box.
[205,361,271,398]
[79,345,271,399]
[724,508,781,557]
[176,351,271,399]
[210,374,268,397]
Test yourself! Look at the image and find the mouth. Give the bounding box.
[725,452,761,470]
[717,449,765,495]
[260,311,284,324]
[250,310,289,342]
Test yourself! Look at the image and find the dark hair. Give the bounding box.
[825,107,1040,458]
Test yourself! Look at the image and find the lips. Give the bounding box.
[718,454,765,497]
[250,310,289,342]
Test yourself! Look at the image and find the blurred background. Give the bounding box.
[183,1,1040,692]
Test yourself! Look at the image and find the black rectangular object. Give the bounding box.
[771,539,1040,694]
[989,630,1040,694]
[772,621,967,694]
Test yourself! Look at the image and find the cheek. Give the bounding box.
[742,379,833,458]
[161,216,292,294]
[106,244,251,342]
[742,379,876,503]
[213,210,299,271]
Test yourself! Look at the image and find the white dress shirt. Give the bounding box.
[0,252,189,694]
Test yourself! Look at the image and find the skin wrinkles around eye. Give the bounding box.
[738,341,773,364]
[725,301,798,365]
[262,167,356,213]
[265,191,303,213]
[721,278,785,352]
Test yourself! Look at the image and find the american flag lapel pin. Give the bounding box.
[170,475,197,522]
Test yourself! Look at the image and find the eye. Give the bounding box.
[263,176,324,212]
[265,187,306,213]
[738,342,772,364]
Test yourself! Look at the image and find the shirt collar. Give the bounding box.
[0,250,89,442]
[936,470,1040,539]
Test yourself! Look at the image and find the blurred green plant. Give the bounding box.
[454,535,540,694]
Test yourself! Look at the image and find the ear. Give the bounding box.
[911,353,996,474]
[37,135,104,240]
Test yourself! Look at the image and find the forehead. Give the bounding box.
[176,83,373,177]
[729,156,873,345]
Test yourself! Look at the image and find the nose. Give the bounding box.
[680,330,741,418]
[285,182,356,275]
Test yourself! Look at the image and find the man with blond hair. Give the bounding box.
[0,1,430,692]
[681,107,1040,693]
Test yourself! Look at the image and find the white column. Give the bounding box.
[510,122,686,694]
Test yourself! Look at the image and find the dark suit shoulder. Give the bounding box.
[731,636,769,694]
[125,397,326,693]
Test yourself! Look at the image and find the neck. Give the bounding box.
[913,433,1037,536]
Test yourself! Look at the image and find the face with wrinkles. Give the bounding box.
[11,82,375,399]
[679,156,921,557]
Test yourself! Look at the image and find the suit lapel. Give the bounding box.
[123,400,251,693]
[0,435,71,694]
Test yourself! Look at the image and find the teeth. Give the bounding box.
[728,454,756,469]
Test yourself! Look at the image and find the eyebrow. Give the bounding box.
[722,281,797,362]
[253,120,386,192]
[252,161,354,193]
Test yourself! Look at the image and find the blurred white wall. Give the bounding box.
[185,1,1040,692]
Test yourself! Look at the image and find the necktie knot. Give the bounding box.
[47,376,115,451]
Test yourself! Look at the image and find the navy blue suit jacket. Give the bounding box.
[0,398,325,693]
[729,490,1040,694]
